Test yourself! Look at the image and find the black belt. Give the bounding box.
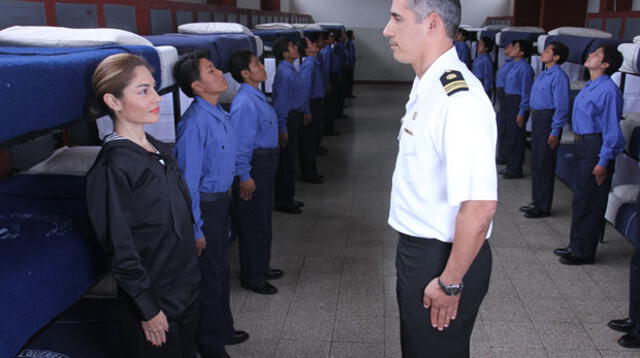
[200,190,231,201]
[253,147,279,156]
[504,94,521,99]
[531,109,554,115]
[399,232,437,241]
[574,133,602,141]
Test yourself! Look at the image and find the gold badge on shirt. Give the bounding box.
[440,70,468,96]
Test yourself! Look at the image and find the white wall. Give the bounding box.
[291,0,511,81]
[281,0,291,12]
[634,0,640,10]
[588,0,600,13]
[236,0,261,10]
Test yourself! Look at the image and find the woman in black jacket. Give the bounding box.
[86,53,200,358]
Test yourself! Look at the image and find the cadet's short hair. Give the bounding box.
[273,37,292,62]
[457,28,468,41]
[229,50,254,83]
[346,30,354,39]
[331,30,342,41]
[601,45,623,76]
[548,41,569,65]
[407,0,461,39]
[306,32,320,43]
[512,39,533,59]
[297,38,308,58]
[173,51,208,98]
[481,36,494,53]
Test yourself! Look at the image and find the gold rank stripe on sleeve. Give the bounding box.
[440,70,468,96]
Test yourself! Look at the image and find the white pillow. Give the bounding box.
[292,24,322,31]
[315,22,344,27]
[501,26,546,33]
[178,22,252,35]
[254,23,294,30]
[25,146,101,176]
[537,34,549,54]
[0,25,152,47]
[634,35,640,44]
[613,184,640,202]
[548,27,612,39]
[617,43,640,74]
[485,24,508,30]
[155,45,178,90]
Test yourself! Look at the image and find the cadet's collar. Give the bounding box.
[280,61,296,71]
[587,74,610,87]
[194,96,228,119]
[241,83,267,100]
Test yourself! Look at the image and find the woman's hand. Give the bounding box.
[141,310,169,347]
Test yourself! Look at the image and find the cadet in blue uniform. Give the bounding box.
[472,36,494,96]
[173,53,249,358]
[297,37,325,184]
[333,31,349,119]
[554,45,624,265]
[346,30,357,98]
[495,43,515,165]
[272,37,309,214]
[320,32,340,136]
[520,42,570,218]
[502,40,534,179]
[308,32,330,155]
[454,28,471,69]
[229,51,284,295]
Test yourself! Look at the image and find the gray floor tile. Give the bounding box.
[330,342,385,358]
[336,293,384,317]
[532,321,596,350]
[521,297,578,323]
[339,274,385,296]
[332,315,384,343]
[274,339,330,358]
[567,298,623,324]
[547,350,603,358]
[282,312,335,341]
[584,323,630,351]
[492,348,550,357]
[226,339,279,358]
[479,297,530,322]
[302,256,345,275]
[484,320,544,348]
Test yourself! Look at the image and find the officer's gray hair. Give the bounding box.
[407,0,461,39]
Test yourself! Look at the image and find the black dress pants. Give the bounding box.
[197,195,234,356]
[568,136,614,260]
[233,148,279,287]
[299,99,322,179]
[323,76,338,134]
[496,88,507,163]
[275,111,301,207]
[396,234,492,358]
[503,94,527,176]
[119,290,199,358]
[530,109,558,212]
[311,97,324,152]
[631,195,640,332]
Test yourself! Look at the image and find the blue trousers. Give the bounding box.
[530,109,558,212]
[502,94,527,176]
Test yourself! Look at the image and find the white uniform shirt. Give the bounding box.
[388,47,497,243]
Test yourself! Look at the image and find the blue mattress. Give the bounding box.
[587,37,624,56]
[614,202,640,248]
[0,45,160,147]
[479,29,500,42]
[499,31,543,47]
[252,29,301,47]
[0,174,107,358]
[145,33,258,72]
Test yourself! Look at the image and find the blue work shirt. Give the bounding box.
[230,83,279,182]
[334,42,348,70]
[572,74,625,167]
[316,51,330,87]
[530,64,570,137]
[472,53,493,94]
[174,96,235,240]
[504,58,534,117]
[347,40,356,67]
[454,41,471,68]
[320,45,333,80]
[496,59,515,89]
[273,60,309,134]
[300,55,324,99]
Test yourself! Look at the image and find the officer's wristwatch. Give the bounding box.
[438,277,463,296]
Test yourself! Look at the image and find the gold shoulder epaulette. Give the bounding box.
[440,70,468,96]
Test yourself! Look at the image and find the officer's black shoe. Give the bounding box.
[275,204,302,214]
[524,209,550,219]
[265,268,284,280]
[559,253,594,265]
[519,204,535,212]
[293,200,305,208]
[225,330,249,345]
[553,247,571,257]
[609,318,636,333]
[618,332,640,348]
[242,281,278,295]
[502,172,524,179]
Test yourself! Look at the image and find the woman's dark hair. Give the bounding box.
[229,50,255,83]
[480,36,494,53]
[457,28,469,41]
[306,32,320,43]
[174,50,209,98]
[273,37,292,62]
[512,39,533,59]
[88,53,153,119]
[601,45,623,76]
[548,41,569,65]
[297,38,309,58]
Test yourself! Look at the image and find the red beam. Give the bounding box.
[0,150,11,180]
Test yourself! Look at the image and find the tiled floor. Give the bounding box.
[225,85,637,358]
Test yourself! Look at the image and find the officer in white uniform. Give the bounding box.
[383,0,498,357]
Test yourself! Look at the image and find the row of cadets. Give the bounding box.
[272,37,308,214]
[518,41,570,218]
[454,28,472,69]
[173,52,249,358]
[333,30,349,119]
[495,42,517,165]
[320,31,342,136]
[472,36,495,97]
[501,39,534,179]
[345,30,357,98]
[306,32,330,156]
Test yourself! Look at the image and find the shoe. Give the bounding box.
[559,253,594,265]
[301,176,324,184]
[293,200,305,208]
[242,281,278,295]
[275,204,302,214]
[502,172,524,179]
[609,318,636,333]
[265,268,284,280]
[519,204,535,212]
[524,209,550,219]
[553,247,571,257]
[225,330,249,345]
[618,332,640,348]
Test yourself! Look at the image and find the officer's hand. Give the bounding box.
[303,113,312,126]
[516,115,526,128]
[548,135,559,149]
[141,310,169,347]
[195,237,206,256]
[239,178,256,201]
[423,277,460,331]
[593,165,607,186]
[279,132,289,147]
